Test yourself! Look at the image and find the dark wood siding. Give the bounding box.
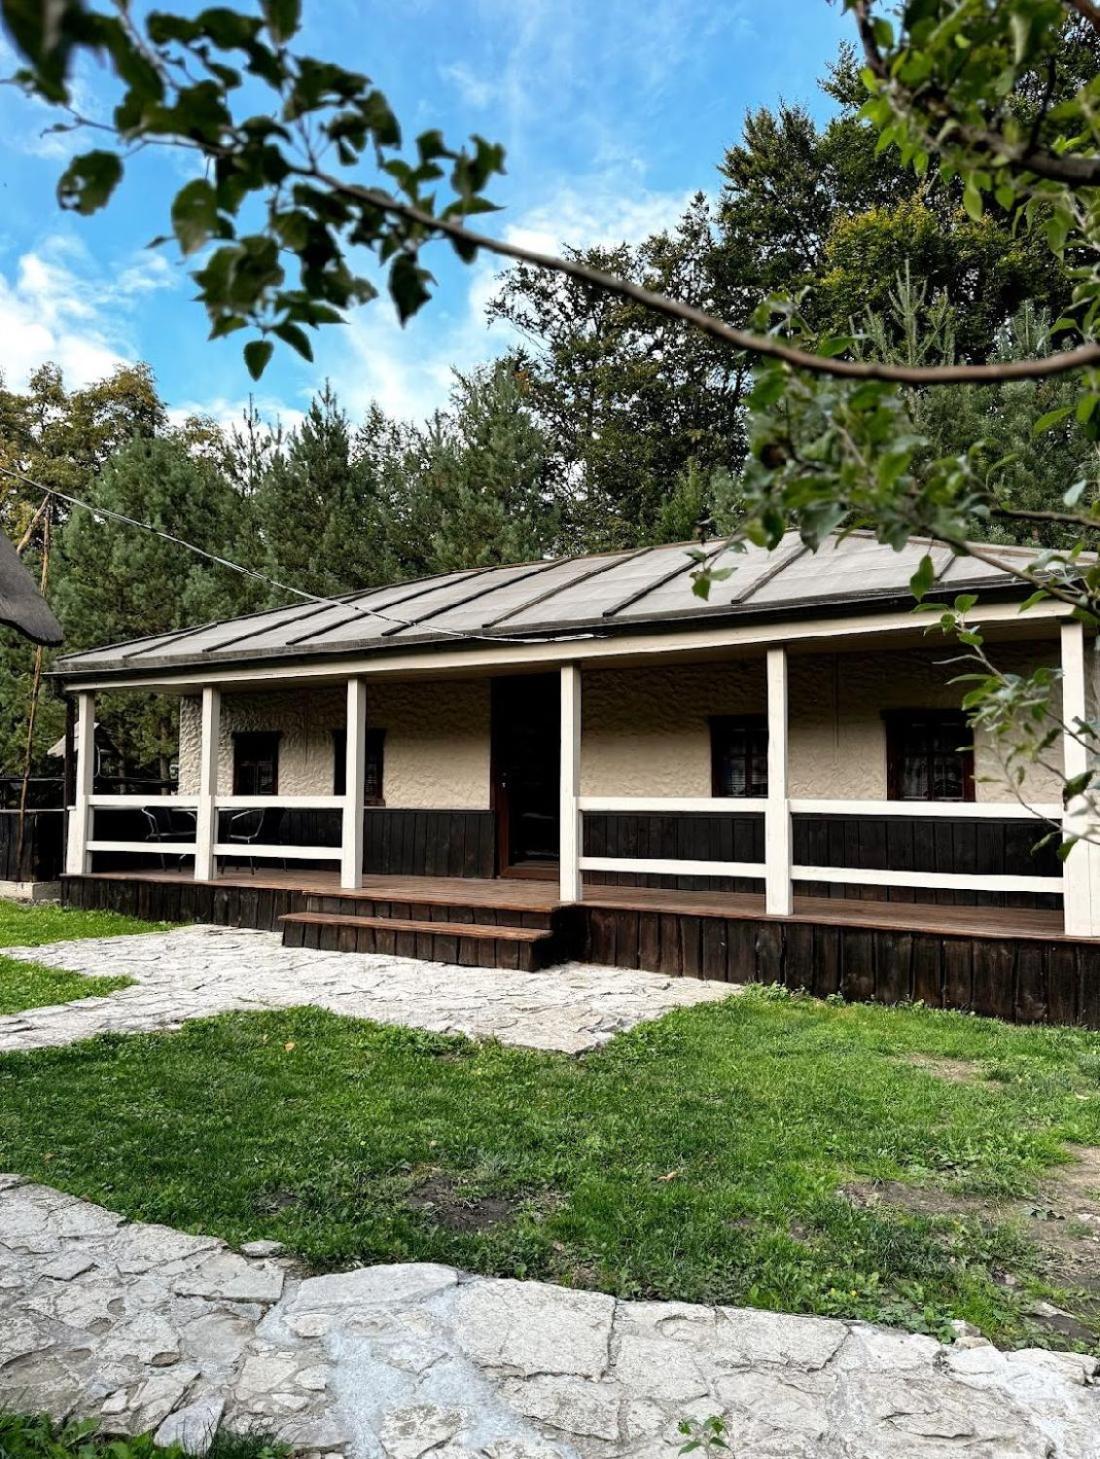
[0,809,64,882]
[363,809,496,879]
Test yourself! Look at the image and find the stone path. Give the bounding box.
[0,926,733,1055]
[1,1176,1097,1459]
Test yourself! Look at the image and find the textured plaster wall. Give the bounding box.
[178,678,491,808]
[176,640,1065,807]
[579,643,1065,803]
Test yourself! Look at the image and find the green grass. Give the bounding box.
[0,1411,286,1459]
[2,987,1099,1348]
[0,957,132,1016]
[0,898,163,1016]
[0,898,168,948]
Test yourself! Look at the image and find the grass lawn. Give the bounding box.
[2,988,1099,1349]
[0,899,166,1016]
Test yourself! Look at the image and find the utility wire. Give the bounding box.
[0,462,597,650]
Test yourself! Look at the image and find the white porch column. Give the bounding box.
[194,685,221,882]
[65,691,95,875]
[560,663,582,903]
[342,677,367,890]
[765,646,793,916]
[1060,620,1100,935]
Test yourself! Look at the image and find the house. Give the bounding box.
[49,531,1100,1025]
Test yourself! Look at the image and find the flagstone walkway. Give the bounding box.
[0,925,733,1055]
[0,1176,1096,1459]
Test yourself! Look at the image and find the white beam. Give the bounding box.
[1060,621,1100,935]
[560,664,582,903]
[342,677,367,890]
[765,646,792,916]
[193,685,221,881]
[64,691,95,875]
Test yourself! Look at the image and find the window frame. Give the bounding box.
[709,714,769,799]
[331,727,386,805]
[231,730,281,797]
[883,709,975,803]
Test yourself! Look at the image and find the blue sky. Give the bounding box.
[0,0,851,432]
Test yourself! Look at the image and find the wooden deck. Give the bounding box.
[74,866,1069,941]
[62,868,1100,1026]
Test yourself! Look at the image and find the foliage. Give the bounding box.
[4,994,1100,1346]
[0,1410,286,1459]
[54,433,249,773]
[489,199,750,549]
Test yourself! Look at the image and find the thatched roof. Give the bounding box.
[0,531,63,646]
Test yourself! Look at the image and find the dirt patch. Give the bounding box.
[902,1054,990,1084]
[843,1146,1100,1343]
[406,1172,523,1232]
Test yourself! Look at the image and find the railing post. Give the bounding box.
[1060,621,1100,936]
[342,677,367,890]
[65,690,95,876]
[560,663,582,903]
[766,646,793,916]
[194,686,221,882]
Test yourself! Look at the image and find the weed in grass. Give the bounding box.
[0,1412,286,1459]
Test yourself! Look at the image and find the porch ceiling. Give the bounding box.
[50,530,1050,688]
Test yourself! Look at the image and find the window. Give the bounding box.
[232,731,280,796]
[710,715,768,798]
[884,710,974,802]
[332,728,386,804]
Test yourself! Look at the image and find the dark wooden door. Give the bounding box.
[492,674,559,870]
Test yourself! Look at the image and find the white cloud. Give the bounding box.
[439,61,497,110]
[0,234,178,391]
[331,174,696,423]
[166,395,306,437]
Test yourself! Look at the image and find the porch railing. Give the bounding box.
[82,794,344,863]
[576,795,1067,900]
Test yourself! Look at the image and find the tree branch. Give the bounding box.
[299,163,1100,386]
[851,0,1100,187]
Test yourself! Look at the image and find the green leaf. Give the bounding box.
[171,178,219,255]
[962,180,983,222]
[388,252,432,323]
[262,0,301,43]
[243,338,274,379]
[273,320,313,360]
[1033,406,1073,436]
[909,553,935,601]
[56,151,124,215]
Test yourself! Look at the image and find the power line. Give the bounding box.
[0,462,596,651]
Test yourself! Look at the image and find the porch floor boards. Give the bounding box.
[77,867,1072,942]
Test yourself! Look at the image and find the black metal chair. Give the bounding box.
[141,804,196,870]
[226,805,285,873]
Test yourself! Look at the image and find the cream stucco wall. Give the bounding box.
[580,645,1063,802]
[178,678,491,808]
[176,641,1064,807]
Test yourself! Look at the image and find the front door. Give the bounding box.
[492,674,559,872]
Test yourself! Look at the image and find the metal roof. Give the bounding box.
[0,530,63,647]
[51,531,1040,680]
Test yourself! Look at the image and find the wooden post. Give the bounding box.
[342,677,367,890]
[1060,620,1100,936]
[194,686,221,882]
[560,663,582,903]
[65,691,95,876]
[766,646,793,916]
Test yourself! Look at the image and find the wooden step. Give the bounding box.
[304,893,557,931]
[279,911,559,970]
